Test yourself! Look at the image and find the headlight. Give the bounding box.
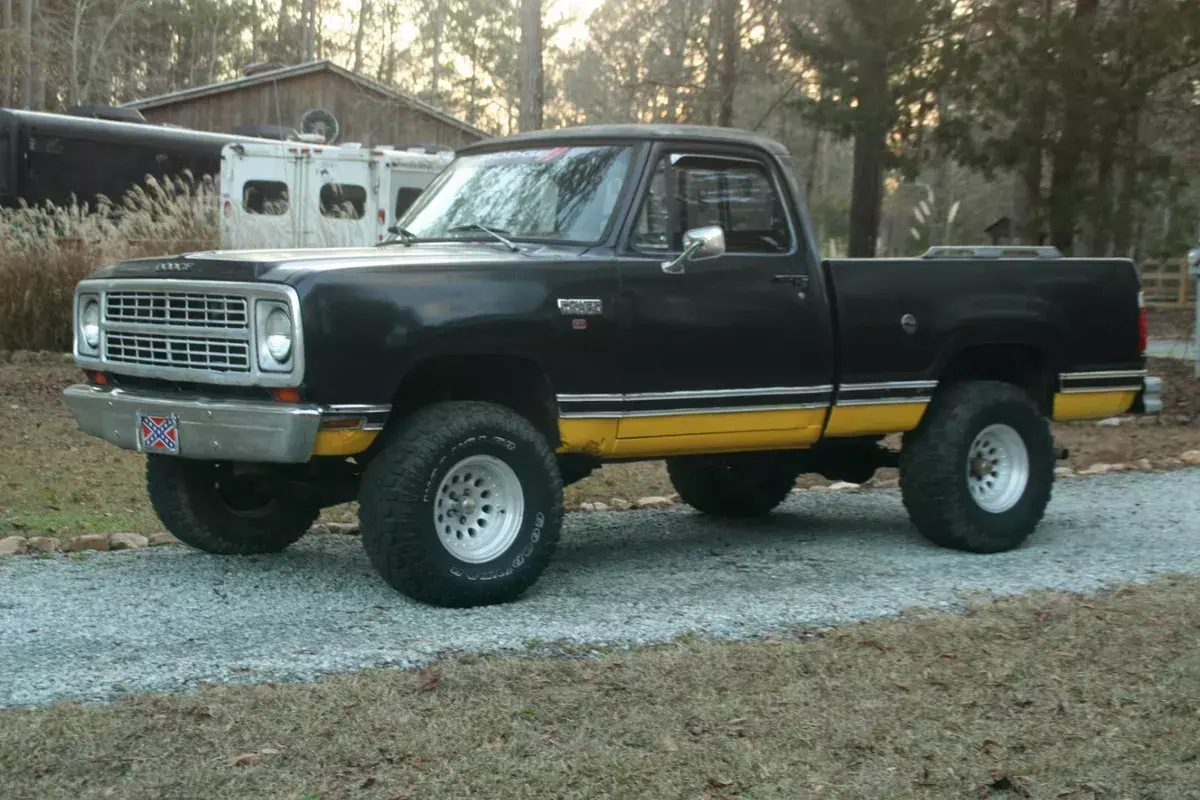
[81,299,100,350]
[264,307,292,363]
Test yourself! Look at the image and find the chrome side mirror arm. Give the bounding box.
[661,240,702,275]
[660,225,726,275]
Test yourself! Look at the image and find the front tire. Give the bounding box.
[899,380,1054,553]
[146,457,320,554]
[358,401,564,608]
[666,452,799,518]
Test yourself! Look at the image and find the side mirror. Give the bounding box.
[661,225,726,274]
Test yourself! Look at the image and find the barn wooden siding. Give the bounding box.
[137,71,482,150]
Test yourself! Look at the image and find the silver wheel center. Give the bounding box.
[966,423,1030,514]
[434,454,525,564]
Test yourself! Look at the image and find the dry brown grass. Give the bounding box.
[0,174,219,352]
[1,575,1197,799]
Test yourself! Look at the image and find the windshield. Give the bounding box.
[400,145,633,245]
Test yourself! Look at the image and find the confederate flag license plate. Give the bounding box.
[137,412,181,455]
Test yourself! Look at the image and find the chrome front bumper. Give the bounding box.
[1134,375,1163,414]
[63,384,323,463]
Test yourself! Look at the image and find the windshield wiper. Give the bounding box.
[446,223,520,252]
[378,225,419,247]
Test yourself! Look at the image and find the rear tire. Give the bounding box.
[666,452,799,518]
[358,401,563,608]
[899,380,1054,553]
[146,457,320,554]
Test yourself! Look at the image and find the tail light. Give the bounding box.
[1137,290,1148,354]
[378,208,386,226]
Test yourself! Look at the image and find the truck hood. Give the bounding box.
[86,242,588,283]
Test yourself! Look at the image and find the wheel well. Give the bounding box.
[383,354,559,445]
[936,344,1054,414]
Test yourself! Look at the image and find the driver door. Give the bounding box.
[612,146,834,453]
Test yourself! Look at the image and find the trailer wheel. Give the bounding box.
[666,452,799,518]
[358,401,563,608]
[900,380,1054,553]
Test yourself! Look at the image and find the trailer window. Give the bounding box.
[243,181,289,215]
[395,187,423,219]
[320,183,367,219]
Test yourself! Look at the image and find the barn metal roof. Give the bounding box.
[120,60,489,140]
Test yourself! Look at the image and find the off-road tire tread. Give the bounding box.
[666,453,798,518]
[145,457,319,554]
[358,401,563,608]
[899,380,1054,553]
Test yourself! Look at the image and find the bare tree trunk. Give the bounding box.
[518,0,543,131]
[19,0,33,108]
[1048,0,1099,254]
[1,0,13,106]
[351,0,368,73]
[301,0,315,60]
[701,3,719,125]
[430,0,443,103]
[250,0,260,62]
[848,53,890,258]
[716,0,737,126]
[467,28,478,125]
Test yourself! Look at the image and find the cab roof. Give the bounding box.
[457,124,790,157]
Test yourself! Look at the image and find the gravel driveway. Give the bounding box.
[3,469,1199,709]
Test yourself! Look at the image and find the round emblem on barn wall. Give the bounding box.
[300,108,340,144]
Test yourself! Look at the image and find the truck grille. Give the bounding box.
[105,291,248,330]
[105,332,251,373]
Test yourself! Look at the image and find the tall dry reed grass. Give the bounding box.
[0,172,220,352]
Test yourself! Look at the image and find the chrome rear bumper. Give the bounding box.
[63,384,322,463]
[1133,375,1162,415]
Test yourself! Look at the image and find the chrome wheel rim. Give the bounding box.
[966,423,1029,513]
[434,454,525,563]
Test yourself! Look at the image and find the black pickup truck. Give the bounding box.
[63,124,1162,608]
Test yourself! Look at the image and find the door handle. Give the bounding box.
[771,274,809,288]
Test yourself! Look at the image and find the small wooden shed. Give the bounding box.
[120,60,488,150]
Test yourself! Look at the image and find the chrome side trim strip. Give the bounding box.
[560,403,829,420]
[834,397,932,407]
[624,385,835,401]
[1058,385,1143,394]
[1059,369,1148,380]
[838,380,939,393]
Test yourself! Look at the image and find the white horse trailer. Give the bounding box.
[219,141,452,249]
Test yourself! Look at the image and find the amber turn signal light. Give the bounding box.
[271,388,303,403]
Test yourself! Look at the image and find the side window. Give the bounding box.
[320,183,367,219]
[243,180,289,215]
[632,153,792,254]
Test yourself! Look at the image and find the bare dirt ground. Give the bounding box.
[1,574,1197,800]
[2,356,1198,539]
[1147,305,1197,341]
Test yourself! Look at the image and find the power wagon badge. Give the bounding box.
[137,413,180,454]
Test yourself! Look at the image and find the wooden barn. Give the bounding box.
[120,60,488,150]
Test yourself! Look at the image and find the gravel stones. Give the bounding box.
[2,469,1199,709]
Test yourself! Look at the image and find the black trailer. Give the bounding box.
[0,109,287,212]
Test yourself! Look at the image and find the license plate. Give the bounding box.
[137,412,181,455]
